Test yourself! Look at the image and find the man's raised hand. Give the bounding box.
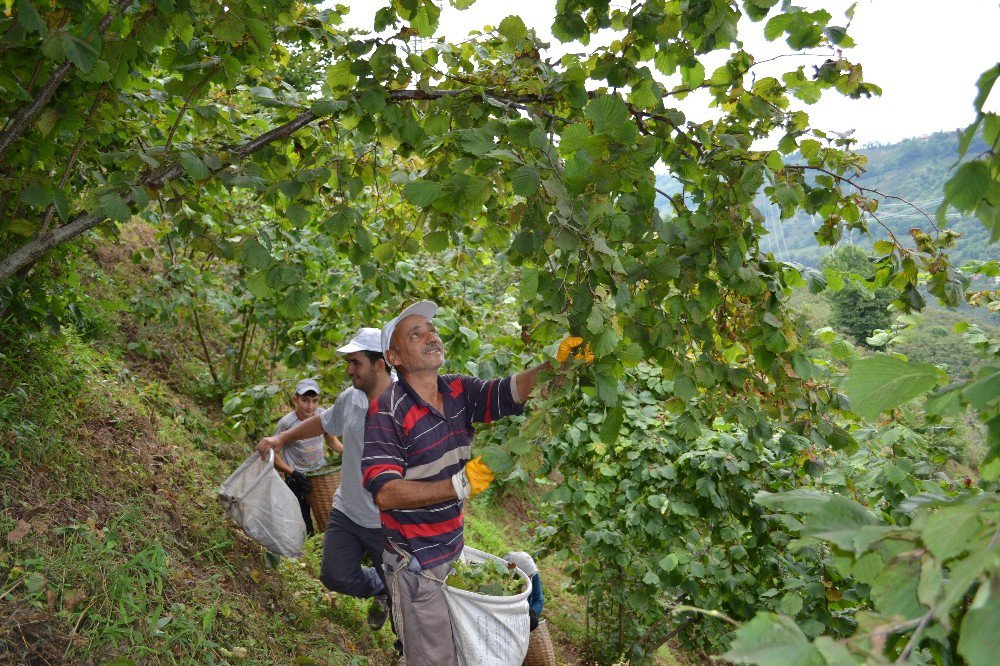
[556,336,595,363]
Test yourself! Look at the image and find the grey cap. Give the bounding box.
[336,327,382,355]
[294,378,321,395]
[380,300,439,366]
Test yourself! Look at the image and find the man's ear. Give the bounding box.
[385,349,400,368]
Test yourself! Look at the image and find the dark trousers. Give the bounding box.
[286,477,315,536]
[319,508,385,598]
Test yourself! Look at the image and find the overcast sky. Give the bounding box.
[337,0,999,146]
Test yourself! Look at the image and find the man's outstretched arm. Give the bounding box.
[513,362,549,404]
[513,336,595,402]
[257,414,325,457]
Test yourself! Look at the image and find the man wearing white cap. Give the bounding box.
[361,300,565,665]
[269,378,343,536]
[257,328,398,635]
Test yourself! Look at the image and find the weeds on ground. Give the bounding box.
[270,534,397,663]
[0,331,359,664]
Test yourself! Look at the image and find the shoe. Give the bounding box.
[367,593,389,630]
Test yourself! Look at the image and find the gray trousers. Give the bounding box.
[383,549,458,666]
[319,508,385,598]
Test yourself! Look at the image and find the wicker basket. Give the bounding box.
[523,619,556,666]
[305,463,341,531]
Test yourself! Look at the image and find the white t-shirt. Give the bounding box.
[320,387,381,529]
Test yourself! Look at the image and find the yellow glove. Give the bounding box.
[556,336,595,363]
[451,457,495,499]
[466,457,494,494]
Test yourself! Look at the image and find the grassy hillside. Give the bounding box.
[0,323,400,664]
[790,286,1000,379]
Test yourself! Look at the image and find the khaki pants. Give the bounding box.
[383,550,458,666]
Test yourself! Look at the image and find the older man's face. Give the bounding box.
[388,314,444,374]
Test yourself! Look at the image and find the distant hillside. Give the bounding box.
[656,130,998,268]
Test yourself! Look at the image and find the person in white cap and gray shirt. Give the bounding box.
[257,328,399,638]
[270,378,343,536]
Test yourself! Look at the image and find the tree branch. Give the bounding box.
[164,67,220,154]
[190,301,221,390]
[38,88,107,236]
[895,608,935,663]
[840,615,925,645]
[655,186,685,217]
[867,211,907,251]
[0,0,131,165]
[666,604,739,627]
[0,80,710,283]
[786,164,940,233]
[0,108,318,283]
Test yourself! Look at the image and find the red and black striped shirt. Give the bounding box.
[362,374,524,568]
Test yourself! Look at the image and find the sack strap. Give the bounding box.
[385,540,453,647]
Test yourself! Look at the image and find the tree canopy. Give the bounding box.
[2,0,999,662]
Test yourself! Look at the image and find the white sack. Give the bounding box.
[218,451,306,557]
[444,546,531,666]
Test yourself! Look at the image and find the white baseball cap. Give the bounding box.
[336,327,382,355]
[294,378,321,395]
[381,300,439,365]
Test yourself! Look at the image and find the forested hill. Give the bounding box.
[657,130,996,268]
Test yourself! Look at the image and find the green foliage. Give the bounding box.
[725,327,1000,665]
[2,0,998,663]
[736,491,1000,665]
[820,245,897,346]
[941,65,1000,243]
[446,558,525,596]
[517,363,856,659]
[0,0,903,436]
[844,355,941,421]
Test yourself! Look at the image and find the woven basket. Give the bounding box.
[305,463,341,532]
[523,619,556,666]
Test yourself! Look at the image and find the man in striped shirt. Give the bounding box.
[361,301,551,665]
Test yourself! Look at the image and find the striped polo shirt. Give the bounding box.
[362,373,524,569]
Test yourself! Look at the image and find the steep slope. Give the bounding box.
[0,328,403,664]
[0,236,402,664]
